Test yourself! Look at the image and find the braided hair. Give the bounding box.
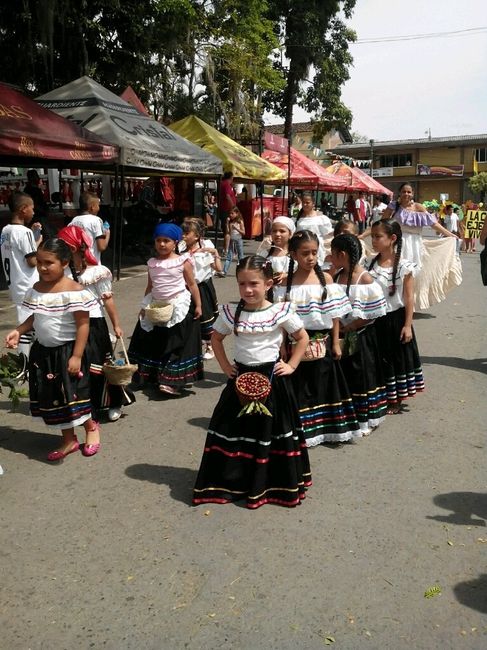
[286,230,327,302]
[233,255,273,336]
[330,234,362,296]
[368,220,403,296]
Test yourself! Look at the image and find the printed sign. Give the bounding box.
[372,167,393,177]
[416,164,464,176]
[464,209,487,238]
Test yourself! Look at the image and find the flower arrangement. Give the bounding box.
[0,352,29,409]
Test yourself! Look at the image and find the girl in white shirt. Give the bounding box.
[368,220,425,414]
[5,239,99,461]
[193,255,311,509]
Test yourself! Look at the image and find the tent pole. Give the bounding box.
[214,176,221,250]
[111,165,119,275]
[258,128,265,238]
[117,166,124,281]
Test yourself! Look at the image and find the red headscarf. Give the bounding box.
[58,225,99,266]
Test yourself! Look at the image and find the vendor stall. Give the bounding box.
[326,161,393,197]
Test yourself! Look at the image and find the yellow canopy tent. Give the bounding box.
[169,115,285,182]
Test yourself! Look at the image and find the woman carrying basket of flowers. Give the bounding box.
[193,255,311,509]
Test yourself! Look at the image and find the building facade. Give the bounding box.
[332,134,487,204]
[265,122,349,167]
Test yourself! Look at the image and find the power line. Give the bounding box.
[355,26,487,44]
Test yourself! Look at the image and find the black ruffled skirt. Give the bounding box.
[29,340,92,429]
[198,278,218,341]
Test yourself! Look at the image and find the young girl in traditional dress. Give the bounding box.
[262,216,295,286]
[330,234,388,437]
[180,219,222,360]
[5,239,100,460]
[58,225,135,422]
[368,220,425,414]
[128,223,203,396]
[274,230,360,445]
[295,191,333,267]
[193,255,311,509]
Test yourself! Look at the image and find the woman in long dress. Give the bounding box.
[362,183,461,310]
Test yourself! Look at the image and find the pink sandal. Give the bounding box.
[83,422,101,457]
[47,437,79,461]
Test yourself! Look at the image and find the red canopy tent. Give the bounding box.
[262,147,348,191]
[0,82,118,166]
[325,161,392,197]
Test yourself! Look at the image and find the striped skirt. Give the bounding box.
[193,361,312,509]
[374,308,425,405]
[339,323,387,436]
[292,331,360,445]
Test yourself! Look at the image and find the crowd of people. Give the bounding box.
[1,182,464,508]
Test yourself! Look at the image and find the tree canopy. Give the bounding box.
[0,0,356,141]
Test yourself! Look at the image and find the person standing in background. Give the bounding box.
[69,191,110,264]
[354,192,367,234]
[24,169,54,238]
[345,194,356,222]
[219,171,237,255]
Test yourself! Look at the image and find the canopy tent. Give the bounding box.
[0,82,118,167]
[37,77,222,176]
[169,115,285,182]
[120,86,148,116]
[262,147,348,191]
[326,161,393,197]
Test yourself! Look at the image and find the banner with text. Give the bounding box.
[464,209,487,238]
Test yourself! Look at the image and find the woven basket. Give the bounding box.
[235,372,272,417]
[102,337,137,386]
[290,335,328,361]
[145,301,174,325]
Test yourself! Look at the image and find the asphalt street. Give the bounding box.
[0,243,486,649]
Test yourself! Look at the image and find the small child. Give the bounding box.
[58,225,135,422]
[330,233,388,437]
[0,192,41,355]
[180,219,222,360]
[368,220,425,414]
[5,239,99,460]
[262,216,295,286]
[222,207,245,275]
[128,223,203,396]
[193,255,311,509]
[69,191,109,264]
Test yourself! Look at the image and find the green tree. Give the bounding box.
[469,172,487,202]
[264,0,356,140]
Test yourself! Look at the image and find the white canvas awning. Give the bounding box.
[37,76,222,176]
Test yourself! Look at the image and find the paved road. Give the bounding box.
[1,246,486,649]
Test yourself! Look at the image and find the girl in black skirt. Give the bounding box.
[128,223,203,396]
[273,230,360,445]
[193,255,311,509]
[58,225,135,423]
[368,220,425,414]
[330,234,388,437]
[180,219,222,360]
[5,239,99,460]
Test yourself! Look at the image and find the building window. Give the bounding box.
[475,148,487,162]
[378,153,412,167]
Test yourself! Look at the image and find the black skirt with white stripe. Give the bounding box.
[193,360,312,509]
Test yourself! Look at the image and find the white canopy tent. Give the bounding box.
[37,76,222,176]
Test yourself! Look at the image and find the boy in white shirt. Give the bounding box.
[69,191,110,264]
[0,192,40,354]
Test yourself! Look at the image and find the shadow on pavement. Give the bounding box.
[0,424,59,464]
[413,312,436,319]
[421,356,487,375]
[453,574,487,613]
[427,491,487,526]
[187,416,210,430]
[125,463,197,505]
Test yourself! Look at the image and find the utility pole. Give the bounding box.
[369,139,374,177]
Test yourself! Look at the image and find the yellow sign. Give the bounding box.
[464,209,487,238]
